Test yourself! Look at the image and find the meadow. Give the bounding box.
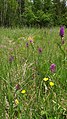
[0,27,67,119]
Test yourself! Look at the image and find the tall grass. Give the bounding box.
[0,27,67,119]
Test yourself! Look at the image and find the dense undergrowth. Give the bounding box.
[0,27,67,119]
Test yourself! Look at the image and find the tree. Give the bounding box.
[33,0,44,12]
[17,0,25,26]
[0,0,5,26]
[52,0,67,25]
[0,0,67,27]
[5,0,18,27]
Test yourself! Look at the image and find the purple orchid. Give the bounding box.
[9,56,14,63]
[26,42,29,47]
[50,63,56,73]
[38,48,42,53]
[60,26,64,37]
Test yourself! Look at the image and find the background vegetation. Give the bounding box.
[0,0,67,119]
[0,27,67,119]
[0,0,67,27]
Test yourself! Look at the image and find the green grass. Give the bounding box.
[0,27,67,119]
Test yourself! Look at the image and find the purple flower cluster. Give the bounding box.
[38,48,42,53]
[50,63,56,73]
[30,39,33,43]
[9,56,14,63]
[60,26,64,37]
[15,84,20,90]
[26,42,29,47]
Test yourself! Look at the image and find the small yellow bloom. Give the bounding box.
[43,78,49,81]
[28,36,33,40]
[21,90,26,94]
[49,82,54,86]
[28,36,34,43]
[15,99,19,105]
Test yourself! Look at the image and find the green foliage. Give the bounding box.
[35,10,52,26]
[52,0,67,26]
[0,27,67,118]
[22,7,36,26]
[0,0,67,27]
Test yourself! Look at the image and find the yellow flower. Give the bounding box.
[28,36,34,43]
[43,78,49,81]
[28,36,33,40]
[15,99,19,105]
[49,82,54,87]
[21,90,26,94]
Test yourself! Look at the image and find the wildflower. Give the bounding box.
[28,36,33,43]
[9,56,14,63]
[15,84,20,90]
[60,26,64,37]
[21,90,26,94]
[30,39,33,43]
[43,78,49,81]
[38,48,42,53]
[49,82,54,87]
[15,99,19,105]
[50,63,56,73]
[26,42,29,47]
